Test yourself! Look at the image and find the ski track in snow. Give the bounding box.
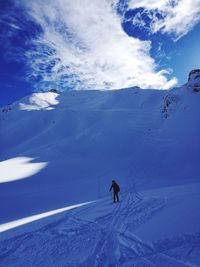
[0,192,199,267]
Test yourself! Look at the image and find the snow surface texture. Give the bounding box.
[0,185,200,266]
[0,74,200,266]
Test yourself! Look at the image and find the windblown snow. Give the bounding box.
[0,75,200,266]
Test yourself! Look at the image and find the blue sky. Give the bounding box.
[0,0,200,106]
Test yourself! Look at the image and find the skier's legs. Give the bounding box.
[116,192,119,202]
[113,192,119,202]
[113,192,116,202]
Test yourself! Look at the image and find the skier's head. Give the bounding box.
[112,180,116,184]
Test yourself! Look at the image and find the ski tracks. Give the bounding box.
[76,193,167,266]
[0,192,199,266]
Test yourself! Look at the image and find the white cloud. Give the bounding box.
[128,0,200,40]
[19,0,177,90]
[128,0,167,10]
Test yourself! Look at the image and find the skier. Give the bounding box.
[109,180,120,203]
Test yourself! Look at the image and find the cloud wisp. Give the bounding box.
[128,0,200,40]
[18,0,178,90]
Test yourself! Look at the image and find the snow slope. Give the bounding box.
[0,75,200,266]
[0,183,199,266]
[0,84,200,222]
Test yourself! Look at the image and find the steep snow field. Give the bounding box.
[0,79,200,266]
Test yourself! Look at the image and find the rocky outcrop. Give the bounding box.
[188,69,200,92]
[49,89,59,93]
[162,94,179,119]
[1,104,12,113]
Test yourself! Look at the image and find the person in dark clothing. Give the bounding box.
[109,180,120,203]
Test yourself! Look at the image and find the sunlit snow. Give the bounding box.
[19,92,59,111]
[0,201,93,232]
[0,157,48,183]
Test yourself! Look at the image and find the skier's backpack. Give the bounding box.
[116,184,120,192]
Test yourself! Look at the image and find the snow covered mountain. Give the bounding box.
[0,70,200,266]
